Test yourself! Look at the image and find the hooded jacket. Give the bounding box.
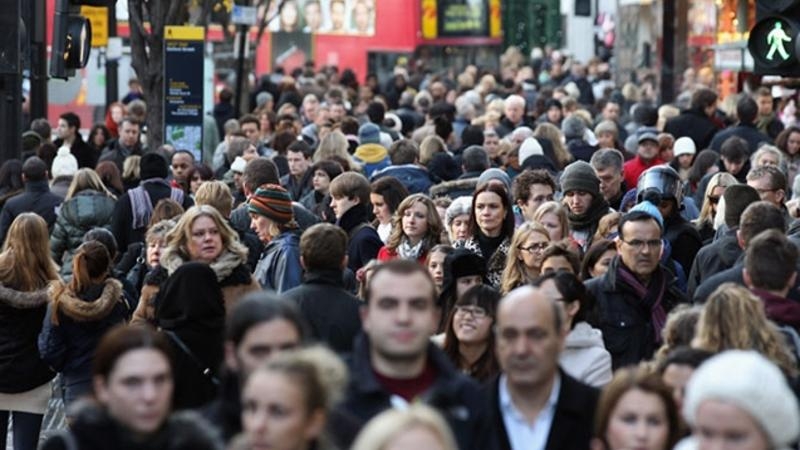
[371,164,433,194]
[38,279,127,391]
[0,283,55,393]
[559,321,613,387]
[353,143,391,178]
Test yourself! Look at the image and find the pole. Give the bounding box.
[660,0,676,104]
[28,0,47,123]
[0,0,22,162]
[234,24,246,115]
[106,3,118,107]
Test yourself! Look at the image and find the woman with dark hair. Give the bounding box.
[156,262,226,410]
[88,124,111,153]
[378,194,443,262]
[40,325,222,449]
[0,159,23,210]
[580,239,617,280]
[686,149,720,203]
[38,241,127,410]
[300,159,343,222]
[426,244,453,294]
[454,182,515,288]
[370,176,410,243]
[187,163,214,198]
[592,366,681,450]
[776,125,800,185]
[534,271,611,387]
[442,285,501,383]
[94,161,125,197]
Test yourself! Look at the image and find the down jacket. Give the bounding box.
[50,190,116,279]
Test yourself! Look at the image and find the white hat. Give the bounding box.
[673,137,696,157]
[230,156,247,174]
[518,137,543,166]
[51,146,78,178]
[683,350,800,448]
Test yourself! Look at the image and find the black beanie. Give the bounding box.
[140,152,169,180]
[723,184,760,228]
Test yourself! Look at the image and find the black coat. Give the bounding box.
[41,402,223,450]
[337,204,382,272]
[54,135,98,169]
[338,334,492,450]
[0,284,55,393]
[585,257,687,369]
[110,180,194,250]
[98,139,144,172]
[687,229,742,297]
[709,123,771,154]
[282,269,362,353]
[485,370,599,450]
[0,180,63,244]
[663,214,703,280]
[664,108,720,151]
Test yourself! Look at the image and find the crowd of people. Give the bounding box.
[1,47,800,450]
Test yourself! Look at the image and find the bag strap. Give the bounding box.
[163,330,220,386]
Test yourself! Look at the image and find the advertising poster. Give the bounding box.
[164,26,205,161]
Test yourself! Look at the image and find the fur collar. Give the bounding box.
[49,278,123,322]
[0,284,50,309]
[161,249,244,282]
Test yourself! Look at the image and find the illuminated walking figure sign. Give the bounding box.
[767,21,792,60]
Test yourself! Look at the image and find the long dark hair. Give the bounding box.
[442,284,501,382]
[687,149,719,188]
[469,182,515,239]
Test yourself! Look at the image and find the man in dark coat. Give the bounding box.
[585,211,687,368]
[709,96,771,154]
[0,156,63,243]
[110,152,194,250]
[98,117,145,172]
[664,87,721,150]
[338,260,491,450]
[487,284,599,450]
[329,172,382,272]
[283,223,361,353]
[53,112,97,169]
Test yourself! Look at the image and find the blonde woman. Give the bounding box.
[50,168,117,279]
[500,222,550,294]
[693,172,737,242]
[534,122,574,170]
[313,129,361,172]
[351,404,458,450]
[533,201,570,242]
[693,283,797,377]
[131,205,259,324]
[378,194,443,263]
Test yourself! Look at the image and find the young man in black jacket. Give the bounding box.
[329,172,382,272]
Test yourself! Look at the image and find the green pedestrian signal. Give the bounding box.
[766,21,792,61]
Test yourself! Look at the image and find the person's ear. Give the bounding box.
[788,271,798,292]
[736,229,745,250]
[224,341,239,371]
[341,255,348,270]
[300,255,307,270]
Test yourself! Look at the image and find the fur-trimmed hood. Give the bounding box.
[48,278,123,322]
[160,248,246,282]
[0,284,49,310]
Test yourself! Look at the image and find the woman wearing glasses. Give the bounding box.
[500,222,551,294]
[442,285,501,383]
[693,172,737,243]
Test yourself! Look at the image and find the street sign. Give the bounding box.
[164,26,205,160]
[81,5,108,47]
[231,5,257,26]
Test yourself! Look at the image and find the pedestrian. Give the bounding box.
[351,405,458,450]
[377,193,442,262]
[532,200,571,242]
[0,156,63,243]
[426,244,453,294]
[500,221,550,293]
[300,160,343,221]
[692,172,737,243]
[369,176,409,243]
[330,172,383,272]
[249,184,303,293]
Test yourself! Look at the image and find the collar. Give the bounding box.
[302,269,345,287]
[337,203,369,232]
[499,373,561,421]
[25,180,50,192]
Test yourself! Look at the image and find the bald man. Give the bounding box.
[486,286,599,450]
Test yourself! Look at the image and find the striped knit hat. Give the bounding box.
[248,184,295,226]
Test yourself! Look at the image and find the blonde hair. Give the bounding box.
[385,194,443,252]
[594,211,622,241]
[500,221,550,294]
[419,135,447,166]
[695,283,798,377]
[351,404,458,450]
[162,205,247,263]
[695,172,737,229]
[532,201,569,241]
[122,155,140,181]
[66,168,115,200]
[194,180,234,217]
[0,213,59,291]
[314,130,361,171]
[534,123,573,169]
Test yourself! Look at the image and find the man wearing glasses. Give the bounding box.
[746,165,791,226]
[585,210,687,369]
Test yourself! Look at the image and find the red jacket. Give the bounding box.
[377,246,428,263]
[623,156,664,190]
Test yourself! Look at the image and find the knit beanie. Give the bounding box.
[230,156,247,174]
[139,152,168,180]
[630,200,664,229]
[518,137,544,166]
[248,184,295,226]
[562,115,587,140]
[559,161,600,197]
[723,184,760,228]
[449,249,486,279]
[358,123,381,145]
[673,136,696,157]
[51,147,78,178]
[683,350,800,448]
[477,168,511,192]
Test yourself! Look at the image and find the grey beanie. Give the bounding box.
[477,168,511,192]
[562,115,587,140]
[559,160,600,197]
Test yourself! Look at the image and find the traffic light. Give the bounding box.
[748,0,800,76]
[50,0,115,79]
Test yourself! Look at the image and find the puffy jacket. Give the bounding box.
[370,164,433,194]
[585,257,687,369]
[38,279,127,397]
[50,190,116,279]
[352,143,391,178]
[559,321,613,387]
[0,283,55,393]
[253,231,303,293]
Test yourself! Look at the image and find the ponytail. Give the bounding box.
[50,241,111,325]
